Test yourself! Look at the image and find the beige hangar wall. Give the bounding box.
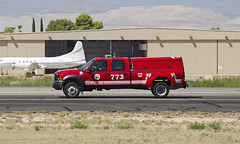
[1,40,45,75]
[1,28,240,76]
[147,40,217,75]
[218,40,240,74]
[0,41,8,57]
[7,40,45,57]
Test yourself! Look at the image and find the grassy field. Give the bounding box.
[1,76,240,87]
[0,76,53,87]
[187,76,240,87]
[0,111,239,143]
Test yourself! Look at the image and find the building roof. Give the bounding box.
[2,27,240,41]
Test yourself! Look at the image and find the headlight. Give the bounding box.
[54,73,62,81]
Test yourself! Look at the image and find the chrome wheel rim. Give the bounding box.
[67,86,77,96]
[156,85,167,96]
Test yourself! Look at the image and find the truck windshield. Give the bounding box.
[78,59,95,70]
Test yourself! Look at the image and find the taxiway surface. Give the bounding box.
[0,87,240,112]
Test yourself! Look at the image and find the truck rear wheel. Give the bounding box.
[152,82,169,98]
[63,82,80,98]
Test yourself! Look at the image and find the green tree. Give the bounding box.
[46,14,103,31]
[40,18,43,32]
[32,18,36,32]
[211,27,221,30]
[4,27,15,33]
[75,14,93,30]
[17,25,22,32]
[75,14,103,30]
[46,19,74,31]
[92,21,103,29]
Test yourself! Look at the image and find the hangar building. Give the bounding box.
[0,28,240,78]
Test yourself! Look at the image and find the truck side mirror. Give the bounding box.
[86,67,91,73]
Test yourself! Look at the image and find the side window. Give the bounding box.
[112,60,125,71]
[90,60,107,72]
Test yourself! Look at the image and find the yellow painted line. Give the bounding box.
[0,99,240,101]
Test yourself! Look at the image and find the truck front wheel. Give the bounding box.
[152,82,169,98]
[63,82,80,98]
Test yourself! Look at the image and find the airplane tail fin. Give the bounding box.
[59,41,86,63]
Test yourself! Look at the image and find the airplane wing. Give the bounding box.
[12,62,40,72]
[27,63,40,71]
[38,64,47,69]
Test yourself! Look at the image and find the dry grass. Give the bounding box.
[0,111,240,143]
[187,76,240,87]
[0,76,53,87]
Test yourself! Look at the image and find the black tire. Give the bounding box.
[63,82,80,98]
[152,82,169,98]
[32,71,35,76]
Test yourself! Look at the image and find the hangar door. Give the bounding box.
[45,40,146,74]
[112,41,141,57]
[83,40,145,61]
[83,41,109,61]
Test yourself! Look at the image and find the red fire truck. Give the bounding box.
[53,56,188,98]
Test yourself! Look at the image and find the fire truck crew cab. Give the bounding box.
[53,56,188,98]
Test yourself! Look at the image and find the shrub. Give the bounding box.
[35,126,40,131]
[115,119,134,129]
[103,125,110,130]
[25,72,33,77]
[70,122,89,129]
[208,122,221,131]
[116,123,134,129]
[189,121,205,130]
[6,126,14,130]
[117,110,124,114]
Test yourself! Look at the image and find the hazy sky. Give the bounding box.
[0,0,238,16]
[0,0,239,32]
[114,0,240,17]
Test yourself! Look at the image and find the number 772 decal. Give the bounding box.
[110,74,124,80]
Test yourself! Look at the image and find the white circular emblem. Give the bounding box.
[94,74,100,80]
[79,71,83,76]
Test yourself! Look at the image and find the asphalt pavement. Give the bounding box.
[0,87,240,113]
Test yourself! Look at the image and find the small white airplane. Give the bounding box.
[0,41,86,75]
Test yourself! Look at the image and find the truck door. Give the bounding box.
[85,59,130,89]
[85,60,109,89]
[108,59,130,88]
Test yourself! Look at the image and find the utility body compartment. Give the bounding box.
[131,57,184,71]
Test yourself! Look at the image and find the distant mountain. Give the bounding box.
[92,5,235,30]
[0,0,239,18]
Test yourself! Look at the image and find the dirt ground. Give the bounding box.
[0,111,240,143]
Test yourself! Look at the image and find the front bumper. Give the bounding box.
[52,80,63,90]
